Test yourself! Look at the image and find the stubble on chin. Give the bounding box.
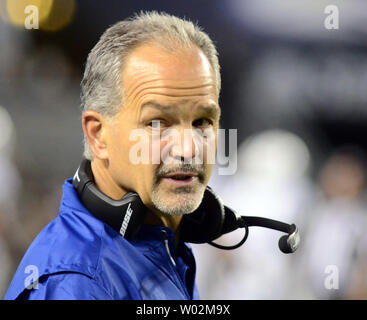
[151,180,206,216]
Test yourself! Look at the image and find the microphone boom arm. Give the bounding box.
[209,212,300,254]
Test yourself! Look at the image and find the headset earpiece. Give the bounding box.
[73,159,147,240]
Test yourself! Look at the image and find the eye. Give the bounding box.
[147,119,166,128]
[192,118,213,127]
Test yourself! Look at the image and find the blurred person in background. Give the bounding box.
[300,147,367,299]
[0,19,79,297]
[0,106,28,298]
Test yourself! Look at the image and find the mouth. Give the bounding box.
[161,172,199,187]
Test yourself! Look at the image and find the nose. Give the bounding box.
[169,128,200,163]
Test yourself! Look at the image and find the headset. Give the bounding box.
[73,158,300,254]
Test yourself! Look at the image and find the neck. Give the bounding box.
[91,159,126,200]
[91,158,183,244]
[144,211,183,247]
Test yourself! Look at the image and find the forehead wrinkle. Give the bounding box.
[125,76,216,103]
[142,101,220,117]
[136,91,217,117]
[123,74,162,99]
[139,100,220,122]
[121,43,218,103]
[126,83,217,114]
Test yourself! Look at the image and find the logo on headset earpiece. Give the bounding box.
[120,203,133,237]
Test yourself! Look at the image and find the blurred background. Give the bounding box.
[1,0,367,299]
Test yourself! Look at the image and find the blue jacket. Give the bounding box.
[4,179,200,300]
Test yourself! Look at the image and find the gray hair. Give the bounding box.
[80,11,221,160]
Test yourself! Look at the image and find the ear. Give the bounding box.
[82,110,109,160]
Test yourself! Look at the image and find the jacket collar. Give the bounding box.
[60,178,91,214]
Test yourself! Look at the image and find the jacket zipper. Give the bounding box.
[161,230,190,299]
[164,238,177,267]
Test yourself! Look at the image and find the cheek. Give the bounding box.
[118,130,159,191]
[109,130,130,163]
[141,164,158,187]
[206,163,214,178]
[107,126,138,186]
[199,130,217,164]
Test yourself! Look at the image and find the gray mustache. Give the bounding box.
[156,164,206,181]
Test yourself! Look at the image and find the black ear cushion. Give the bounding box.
[179,186,225,244]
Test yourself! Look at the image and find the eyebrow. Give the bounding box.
[141,101,221,118]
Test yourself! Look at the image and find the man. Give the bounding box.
[5,11,221,300]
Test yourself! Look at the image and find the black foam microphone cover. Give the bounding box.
[180,186,226,243]
[278,224,300,254]
[278,235,293,254]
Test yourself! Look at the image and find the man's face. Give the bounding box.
[106,43,220,216]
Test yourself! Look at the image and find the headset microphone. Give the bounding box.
[207,207,300,254]
[73,158,300,254]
